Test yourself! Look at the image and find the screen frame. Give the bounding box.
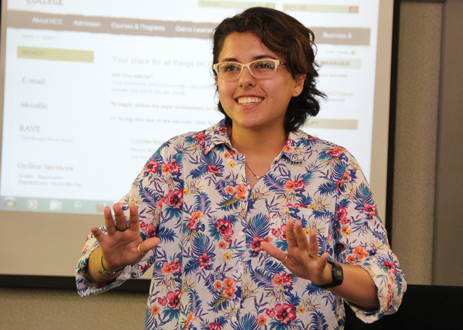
[0,0,401,291]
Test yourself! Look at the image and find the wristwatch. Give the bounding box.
[318,260,344,289]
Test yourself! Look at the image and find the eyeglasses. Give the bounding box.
[213,59,286,81]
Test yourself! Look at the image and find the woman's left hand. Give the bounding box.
[262,218,332,287]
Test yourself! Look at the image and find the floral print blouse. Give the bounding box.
[76,120,406,330]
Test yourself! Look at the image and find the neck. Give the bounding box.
[228,125,287,158]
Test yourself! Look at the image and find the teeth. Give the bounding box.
[237,97,262,105]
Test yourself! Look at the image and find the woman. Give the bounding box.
[77,7,406,329]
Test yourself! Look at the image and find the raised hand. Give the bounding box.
[89,202,160,274]
[262,218,332,287]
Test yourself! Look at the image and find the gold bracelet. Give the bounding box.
[99,256,125,276]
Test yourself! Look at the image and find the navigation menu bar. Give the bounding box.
[8,10,371,45]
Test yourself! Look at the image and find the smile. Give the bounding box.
[236,97,263,105]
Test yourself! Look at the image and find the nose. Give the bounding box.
[238,66,255,87]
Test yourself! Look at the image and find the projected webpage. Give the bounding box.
[1,0,379,214]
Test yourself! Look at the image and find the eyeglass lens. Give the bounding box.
[216,59,278,80]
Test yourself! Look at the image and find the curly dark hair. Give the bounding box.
[212,7,325,133]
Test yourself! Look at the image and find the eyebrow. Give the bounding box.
[219,54,278,62]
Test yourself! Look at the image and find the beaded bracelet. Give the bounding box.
[99,256,125,276]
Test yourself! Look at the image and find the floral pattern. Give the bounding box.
[76,120,406,330]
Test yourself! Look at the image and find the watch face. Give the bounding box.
[335,268,343,278]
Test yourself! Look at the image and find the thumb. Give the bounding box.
[316,251,330,272]
[139,236,161,254]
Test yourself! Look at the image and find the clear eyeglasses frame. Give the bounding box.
[213,59,287,81]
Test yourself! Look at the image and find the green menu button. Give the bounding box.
[17,46,94,63]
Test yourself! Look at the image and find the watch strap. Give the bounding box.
[318,260,344,289]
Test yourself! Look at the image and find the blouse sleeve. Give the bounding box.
[333,150,407,323]
[76,139,179,297]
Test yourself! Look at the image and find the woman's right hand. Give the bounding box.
[89,202,160,276]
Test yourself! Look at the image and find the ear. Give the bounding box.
[292,74,306,97]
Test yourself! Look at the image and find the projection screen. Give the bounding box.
[0,0,395,280]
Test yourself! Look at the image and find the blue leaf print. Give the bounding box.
[217,196,240,211]
[286,293,301,308]
[309,310,329,330]
[264,259,286,274]
[246,213,271,239]
[275,240,288,252]
[184,257,200,275]
[332,162,347,181]
[208,293,230,312]
[192,233,215,257]
[187,289,203,314]
[163,307,180,321]
[157,226,178,243]
[189,164,209,179]
[194,191,211,213]
[263,173,286,193]
[139,182,161,205]
[237,313,260,330]
[317,181,336,196]
[249,268,274,290]
[303,282,326,296]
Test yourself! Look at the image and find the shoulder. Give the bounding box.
[290,129,357,161]
[153,121,226,158]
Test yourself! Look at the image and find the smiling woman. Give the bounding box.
[77,7,406,330]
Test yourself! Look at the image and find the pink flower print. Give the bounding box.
[221,287,236,299]
[187,211,202,230]
[283,140,293,152]
[274,304,296,325]
[251,236,266,252]
[280,273,293,287]
[337,206,349,224]
[162,159,180,175]
[171,258,181,273]
[265,308,276,319]
[216,219,234,240]
[218,126,227,134]
[162,262,173,275]
[140,221,156,237]
[145,160,159,174]
[158,296,168,306]
[383,261,397,274]
[280,224,287,240]
[209,323,222,330]
[166,290,181,309]
[193,132,206,145]
[166,189,183,210]
[272,227,282,238]
[293,179,305,190]
[207,164,220,175]
[284,180,296,191]
[363,203,377,217]
[327,146,344,158]
[272,274,283,287]
[198,252,211,268]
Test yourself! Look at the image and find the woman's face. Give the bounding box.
[216,32,304,133]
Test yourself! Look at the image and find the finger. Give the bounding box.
[294,220,309,251]
[90,226,106,245]
[128,203,140,232]
[113,203,128,232]
[139,236,161,254]
[308,228,320,259]
[261,242,288,263]
[286,218,299,249]
[103,206,117,235]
